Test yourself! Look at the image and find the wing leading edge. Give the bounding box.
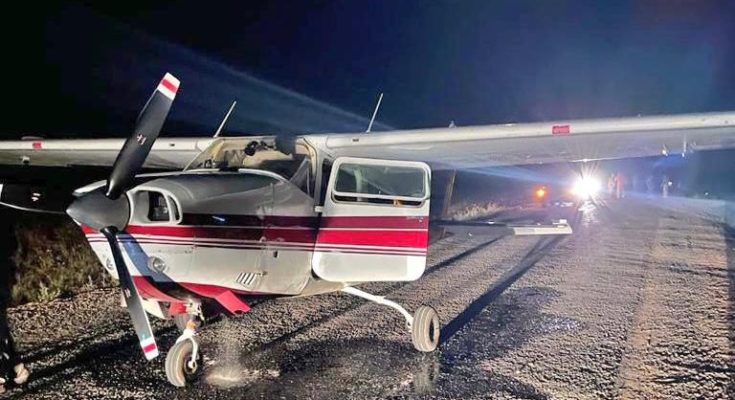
[2,111,735,171]
[305,111,735,169]
[0,137,214,169]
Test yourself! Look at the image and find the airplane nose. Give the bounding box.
[66,189,130,231]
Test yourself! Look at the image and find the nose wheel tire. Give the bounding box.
[411,306,440,352]
[165,339,202,387]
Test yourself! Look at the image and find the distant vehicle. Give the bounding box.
[0,73,734,386]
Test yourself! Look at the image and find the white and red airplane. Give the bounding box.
[0,73,734,386]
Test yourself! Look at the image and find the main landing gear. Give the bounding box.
[341,287,440,352]
[166,318,203,387]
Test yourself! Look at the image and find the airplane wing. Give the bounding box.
[1,111,735,172]
[0,137,214,169]
[305,111,735,169]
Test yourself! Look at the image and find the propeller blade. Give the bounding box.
[106,73,180,199]
[100,227,159,360]
[0,183,73,214]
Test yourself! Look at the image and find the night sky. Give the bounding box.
[6,0,735,138]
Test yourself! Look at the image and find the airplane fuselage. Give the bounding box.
[81,155,432,318]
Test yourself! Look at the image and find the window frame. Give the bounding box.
[328,157,431,206]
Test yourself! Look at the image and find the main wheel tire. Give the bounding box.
[411,305,440,352]
[165,340,203,387]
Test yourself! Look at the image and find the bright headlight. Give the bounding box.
[571,176,601,199]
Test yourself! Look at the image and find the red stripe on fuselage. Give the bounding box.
[317,229,428,248]
[81,215,428,252]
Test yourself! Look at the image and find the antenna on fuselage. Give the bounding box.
[213,100,237,138]
[366,92,384,133]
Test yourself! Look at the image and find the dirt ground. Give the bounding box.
[4,199,735,399]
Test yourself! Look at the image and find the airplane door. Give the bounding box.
[312,157,431,282]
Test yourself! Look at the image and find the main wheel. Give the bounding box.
[165,340,203,387]
[411,305,440,352]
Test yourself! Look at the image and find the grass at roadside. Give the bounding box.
[9,214,113,306]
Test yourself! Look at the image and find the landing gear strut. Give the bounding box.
[165,319,203,387]
[341,287,440,352]
[172,302,204,332]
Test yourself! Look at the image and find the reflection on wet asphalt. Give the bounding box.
[9,200,735,399]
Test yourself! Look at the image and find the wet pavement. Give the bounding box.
[5,200,735,399]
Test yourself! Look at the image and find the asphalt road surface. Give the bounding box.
[5,199,735,399]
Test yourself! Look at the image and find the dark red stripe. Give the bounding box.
[84,215,426,233]
[124,225,316,243]
[180,214,317,228]
[321,216,428,229]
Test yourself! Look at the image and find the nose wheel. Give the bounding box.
[165,320,203,387]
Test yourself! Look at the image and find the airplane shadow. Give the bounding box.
[440,234,566,344]
[439,202,582,344]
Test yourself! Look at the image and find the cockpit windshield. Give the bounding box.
[186,137,315,195]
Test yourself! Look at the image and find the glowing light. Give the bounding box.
[571,176,601,199]
[535,187,547,199]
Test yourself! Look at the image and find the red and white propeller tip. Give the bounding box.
[156,72,180,100]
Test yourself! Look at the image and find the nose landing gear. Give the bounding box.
[165,319,203,387]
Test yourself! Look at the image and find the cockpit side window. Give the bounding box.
[130,190,182,225]
[148,192,170,222]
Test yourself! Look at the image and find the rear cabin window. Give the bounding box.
[333,163,427,206]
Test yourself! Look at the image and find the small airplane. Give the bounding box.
[0,73,734,387]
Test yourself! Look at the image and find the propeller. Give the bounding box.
[65,73,180,360]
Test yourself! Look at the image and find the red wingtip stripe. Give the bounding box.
[552,124,571,135]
